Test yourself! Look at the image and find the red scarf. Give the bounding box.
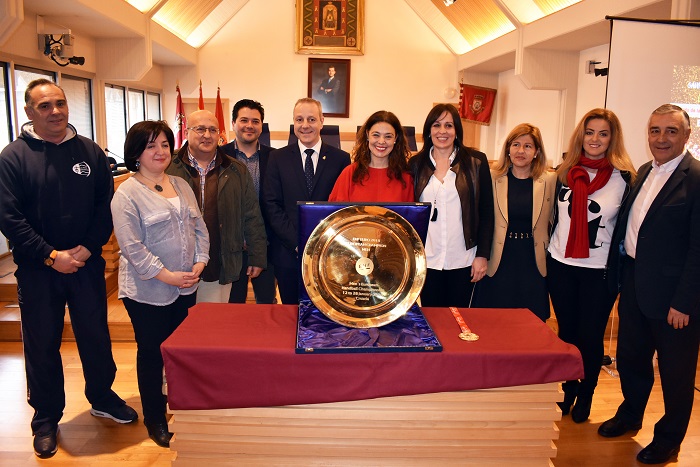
[565,155,613,258]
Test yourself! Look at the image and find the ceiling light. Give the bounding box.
[444,0,457,6]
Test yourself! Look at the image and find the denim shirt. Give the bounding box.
[111,176,210,306]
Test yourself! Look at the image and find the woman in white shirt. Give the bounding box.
[548,109,636,423]
[409,104,494,307]
[111,121,209,447]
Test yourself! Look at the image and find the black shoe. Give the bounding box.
[597,415,642,437]
[145,422,173,448]
[33,428,58,458]
[557,382,578,416]
[636,440,680,464]
[571,395,593,423]
[90,404,138,424]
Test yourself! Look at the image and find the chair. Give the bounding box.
[403,126,418,152]
[259,122,270,147]
[288,124,341,149]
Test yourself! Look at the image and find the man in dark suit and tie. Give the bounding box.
[318,65,341,113]
[598,104,700,464]
[222,99,277,304]
[263,97,350,304]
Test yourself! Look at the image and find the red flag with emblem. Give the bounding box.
[459,84,497,125]
[175,84,186,149]
[215,86,227,145]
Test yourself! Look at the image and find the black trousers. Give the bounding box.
[274,265,300,305]
[123,293,195,426]
[229,250,276,304]
[546,256,618,398]
[17,257,124,434]
[420,267,475,308]
[615,258,700,446]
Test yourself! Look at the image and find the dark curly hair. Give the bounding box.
[351,110,411,188]
[123,120,174,172]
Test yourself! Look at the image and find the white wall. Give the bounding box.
[491,70,562,165]
[471,43,611,165]
[575,44,609,122]
[163,0,457,150]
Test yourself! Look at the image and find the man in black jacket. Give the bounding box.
[598,104,700,464]
[263,98,350,304]
[0,79,137,458]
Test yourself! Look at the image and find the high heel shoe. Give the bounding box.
[145,422,173,448]
[571,394,593,423]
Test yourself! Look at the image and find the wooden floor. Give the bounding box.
[0,340,698,466]
[0,249,698,465]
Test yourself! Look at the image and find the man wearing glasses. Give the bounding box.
[167,109,267,302]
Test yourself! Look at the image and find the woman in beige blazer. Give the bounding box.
[473,123,556,321]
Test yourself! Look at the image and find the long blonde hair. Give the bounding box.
[557,108,636,184]
[492,123,548,179]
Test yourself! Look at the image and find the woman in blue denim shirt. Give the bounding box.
[111,121,209,448]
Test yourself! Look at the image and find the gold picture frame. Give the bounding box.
[296,0,364,55]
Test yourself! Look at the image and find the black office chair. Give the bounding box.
[288,124,341,149]
[259,122,270,147]
[403,126,418,152]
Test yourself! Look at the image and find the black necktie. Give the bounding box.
[304,148,314,195]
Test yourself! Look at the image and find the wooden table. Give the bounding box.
[162,305,582,466]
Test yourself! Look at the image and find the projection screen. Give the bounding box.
[606,18,700,168]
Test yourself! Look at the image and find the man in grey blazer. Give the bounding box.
[598,104,700,465]
[263,98,350,304]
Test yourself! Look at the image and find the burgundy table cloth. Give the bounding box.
[161,304,583,410]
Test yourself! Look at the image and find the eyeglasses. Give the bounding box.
[188,126,219,136]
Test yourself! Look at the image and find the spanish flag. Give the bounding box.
[198,80,204,110]
[175,84,186,149]
[215,86,227,145]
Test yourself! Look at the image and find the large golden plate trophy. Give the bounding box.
[302,205,426,328]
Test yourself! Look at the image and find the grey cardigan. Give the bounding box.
[111,176,209,305]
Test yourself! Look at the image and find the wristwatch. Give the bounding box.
[44,250,58,267]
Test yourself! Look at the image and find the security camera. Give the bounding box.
[40,33,86,67]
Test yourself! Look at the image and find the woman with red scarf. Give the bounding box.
[547,109,636,423]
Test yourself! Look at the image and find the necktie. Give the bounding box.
[304,148,315,195]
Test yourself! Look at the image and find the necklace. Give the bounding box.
[139,172,165,192]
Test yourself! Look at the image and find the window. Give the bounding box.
[14,66,55,125]
[106,85,161,157]
[146,92,161,120]
[0,63,11,148]
[61,75,94,139]
[128,88,145,125]
[105,85,126,159]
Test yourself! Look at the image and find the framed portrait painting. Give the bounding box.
[308,58,350,118]
[296,0,365,55]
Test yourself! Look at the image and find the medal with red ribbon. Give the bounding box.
[449,307,479,341]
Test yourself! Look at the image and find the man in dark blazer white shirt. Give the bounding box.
[318,65,341,113]
[221,99,276,304]
[598,104,700,465]
[263,98,350,304]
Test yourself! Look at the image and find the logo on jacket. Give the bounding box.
[72,162,91,176]
[560,186,604,249]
